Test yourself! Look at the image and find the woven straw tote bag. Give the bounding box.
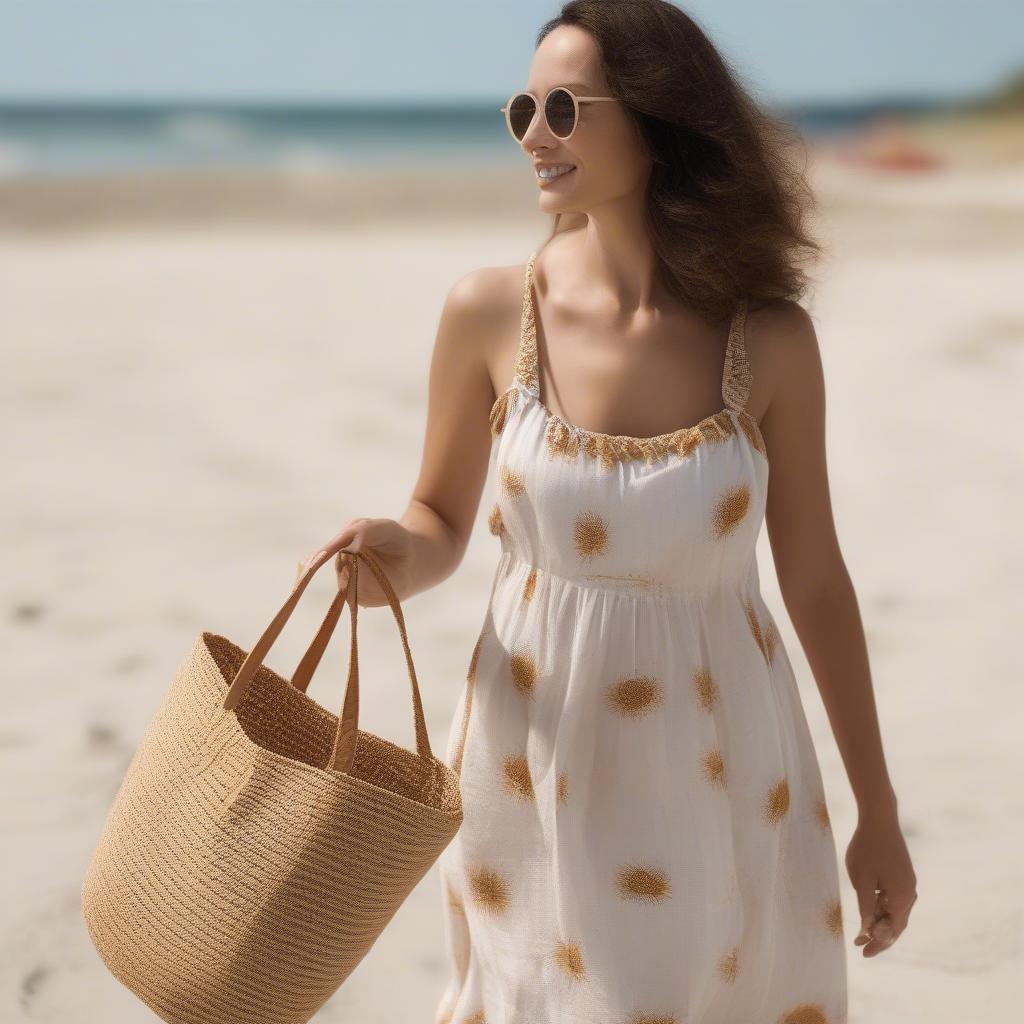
[81,547,464,1024]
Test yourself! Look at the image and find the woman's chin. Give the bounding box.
[538,193,581,214]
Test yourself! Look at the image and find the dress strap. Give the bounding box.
[721,297,752,414]
[513,250,541,395]
[517,254,751,413]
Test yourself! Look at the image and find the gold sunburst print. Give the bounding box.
[500,463,526,499]
[502,753,535,801]
[627,1013,679,1024]
[462,1011,486,1024]
[467,865,510,916]
[488,502,504,537]
[712,483,751,539]
[489,386,518,436]
[693,666,719,712]
[616,864,672,903]
[762,618,780,663]
[764,778,790,825]
[779,1004,828,1024]
[606,675,663,717]
[743,596,778,664]
[824,897,843,938]
[556,772,569,805]
[508,645,537,697]
[572,510,608,561]
[552,939,587,981]
[522,566,538,604]
[702,747,727,789]
[716,946,739,982]
[743,597,764,651]
[813,795,832,832]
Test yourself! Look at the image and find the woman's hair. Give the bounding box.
[537,0,825,322]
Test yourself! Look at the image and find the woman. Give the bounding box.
[306,2,916,1021]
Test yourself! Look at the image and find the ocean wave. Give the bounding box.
[0,142,29,176]
[158,112,250,147]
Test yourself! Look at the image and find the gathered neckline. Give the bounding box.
[491,378,769,468]
[507,248,762,463]
[522,379,738,446]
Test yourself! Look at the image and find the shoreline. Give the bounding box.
[0,111,1020,233]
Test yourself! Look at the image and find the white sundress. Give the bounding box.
[434,250,848,1024]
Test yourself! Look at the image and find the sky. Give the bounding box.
[0,0,1020,106]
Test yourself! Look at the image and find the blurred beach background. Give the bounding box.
[2,2,1022,1022]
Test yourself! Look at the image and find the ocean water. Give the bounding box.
[0,99,947,177]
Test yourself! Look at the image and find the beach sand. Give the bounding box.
[2,115,1022,1021]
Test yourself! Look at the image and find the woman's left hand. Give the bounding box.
[844,804,917,957]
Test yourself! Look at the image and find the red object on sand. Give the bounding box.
[839,113,943,172]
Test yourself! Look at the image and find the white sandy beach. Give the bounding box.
[2,119,1022,1021]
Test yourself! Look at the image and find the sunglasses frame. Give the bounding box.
[500,86,618,142]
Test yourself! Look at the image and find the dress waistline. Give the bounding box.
[497,547,758,601]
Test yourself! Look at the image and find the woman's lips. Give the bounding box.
[537,165,577,186]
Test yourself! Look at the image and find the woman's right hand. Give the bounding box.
[296,517,414,609]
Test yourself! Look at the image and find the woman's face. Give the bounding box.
[517,24,650,216]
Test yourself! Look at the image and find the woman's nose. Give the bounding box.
[520,110,554,155]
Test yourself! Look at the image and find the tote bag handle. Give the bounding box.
[222,547,432,775]
[288,556,358,696]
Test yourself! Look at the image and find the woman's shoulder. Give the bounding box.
[432,259,532,382]
[745,296,824,420]
[442,258,530,326]
[746,296,820,363]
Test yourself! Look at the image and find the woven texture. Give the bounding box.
[82,549,463,1024]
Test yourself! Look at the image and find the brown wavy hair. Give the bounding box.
[536,0,825,323]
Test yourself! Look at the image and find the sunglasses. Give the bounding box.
[500,86,618,142]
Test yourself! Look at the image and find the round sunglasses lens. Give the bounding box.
[508,94,537,140]
[545,88,577,138]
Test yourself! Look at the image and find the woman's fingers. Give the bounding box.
[853,878,882,946]
[854,882,916,956]
[293,520,369,587]
[299,517,405,608]
[879,883,917,940]
[861,912,896,956]
[853,883,887,953]
[336,552,357,600]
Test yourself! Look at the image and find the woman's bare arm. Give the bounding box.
[305,261,524,607]
[388,263,524,599]
[753,302,895,816]
[751,300,916,955]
